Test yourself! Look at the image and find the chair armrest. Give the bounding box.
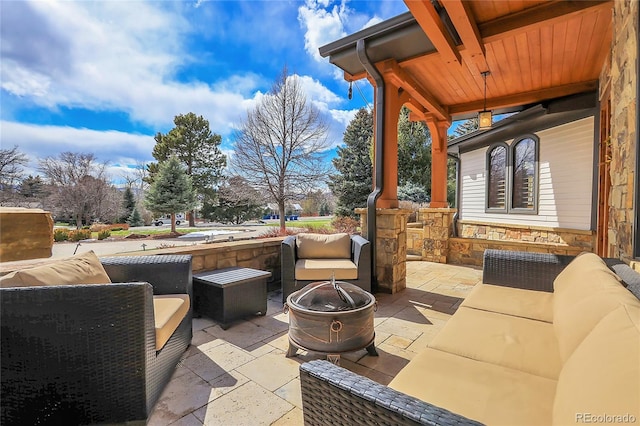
[300,360,483,426]
[482,249,575,292]
[1,283,156,424]
[281,236,296,287]
[351,235,369,266]
[100,254,192,296]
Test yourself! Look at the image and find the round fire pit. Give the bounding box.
[284,280,378,363]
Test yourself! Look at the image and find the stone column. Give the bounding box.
[419,208,457,263]
[357,208,412,294]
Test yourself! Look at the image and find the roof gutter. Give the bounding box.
[356,38,383,293]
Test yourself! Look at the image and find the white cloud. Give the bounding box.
[1,121,156,176]
[298,0,348,63]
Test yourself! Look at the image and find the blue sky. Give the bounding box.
[1,0,409,182]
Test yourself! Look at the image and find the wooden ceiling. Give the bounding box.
[350,0,613,122]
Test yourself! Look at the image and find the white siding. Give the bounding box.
[459,117,594,230]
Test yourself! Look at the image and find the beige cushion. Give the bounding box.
[553,252,640,361]
[294,259,358,281]
[296,233,351,259]
[0,251,111,288]
[553,304,640,424]
[153,294,190,351]
[461,283,554,323]
[429,306,562,379]
[389,347,557,426]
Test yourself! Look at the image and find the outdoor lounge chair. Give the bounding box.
[0,253,193,425]
[281,232,371,302]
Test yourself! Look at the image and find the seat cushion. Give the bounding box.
[553,252,640,362]
[295,259,358,280]
[153,294,190,351]
[389,347,557,426]
[553,304,640,425]
[461,283,554,323]
[429,306,562,379]
[296,233,351,259]
[0,251,112,288]
[295,259,358,281]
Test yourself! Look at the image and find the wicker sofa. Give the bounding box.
[0,252,193,425]
[300,249,640,426]
[281,232,371,302]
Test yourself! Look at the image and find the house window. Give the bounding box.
[486,136,539,213]
[487,144,508,210]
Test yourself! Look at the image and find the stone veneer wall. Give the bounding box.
[0,238,284,285]
[448,237,588,266]
[407,217,595,266]
[607,0,638,259]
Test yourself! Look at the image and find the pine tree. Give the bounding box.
[328,108,373,217]
[127,206,144,227]
[397,106,432,195]
[144,156,196,233]
[121,186,135,222]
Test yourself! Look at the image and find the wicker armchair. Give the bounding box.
[281,234,371,302]
[0,255,193,425]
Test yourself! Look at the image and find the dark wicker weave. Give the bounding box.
[300,360,482,426]
[0,254,192,425]
[193,267,270,329]
[281,234,371,303]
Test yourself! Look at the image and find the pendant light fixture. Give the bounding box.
[478,71,492,129]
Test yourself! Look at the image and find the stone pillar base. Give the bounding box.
[356,208,411,294]
[418,208,457,263]
[0,207,53,262]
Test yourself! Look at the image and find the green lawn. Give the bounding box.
[263,218,332,229]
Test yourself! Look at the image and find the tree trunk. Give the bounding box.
[279,201,286,232]
[188,210,195,227]
[171,212,176,234]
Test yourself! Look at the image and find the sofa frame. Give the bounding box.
[0,254,193,425]
[299,249,640,426]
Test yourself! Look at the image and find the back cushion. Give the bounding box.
[0,251,112,287]
[553,252,639,361]
[553,304,640,424]
[296,233,351,259]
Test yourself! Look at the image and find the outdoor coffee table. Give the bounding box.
[193,267,271,329]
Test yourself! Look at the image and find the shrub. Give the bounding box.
[53,229,69,242]
[97,230,111,240]
[258,227,299,238]
[69,229,92,242]
[330,216,360,234]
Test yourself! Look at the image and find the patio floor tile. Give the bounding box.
[148,260,483,425]
[193,382,294,426]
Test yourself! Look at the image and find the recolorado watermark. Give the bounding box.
[576,413,637,423]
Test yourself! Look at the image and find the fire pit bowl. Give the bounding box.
[285,280,378,362]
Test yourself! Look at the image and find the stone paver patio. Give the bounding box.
[147,261,483,425]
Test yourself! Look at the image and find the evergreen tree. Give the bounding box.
[148,112,226,226]
[127,206,144,227]
[145,156,196,233]
[19,175,46,199]
[398,106,432,195]
[328,108,373,217]
[451,117,479,138]
[201,176,263,224]
[121,186,135,222]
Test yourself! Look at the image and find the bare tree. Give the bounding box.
[232,69,331,231]
[39,152,116,227]
[0,146,28,205]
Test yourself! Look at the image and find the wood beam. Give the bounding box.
[448,80,598,116]
[479,0,612,44]
[441,0,488,72]
[380,59,451,123]
[404,0,461,66]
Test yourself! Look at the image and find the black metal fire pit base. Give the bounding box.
[286,335,378,365]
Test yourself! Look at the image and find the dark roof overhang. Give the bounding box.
[318,12,437,77]
[448,91,598,155]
